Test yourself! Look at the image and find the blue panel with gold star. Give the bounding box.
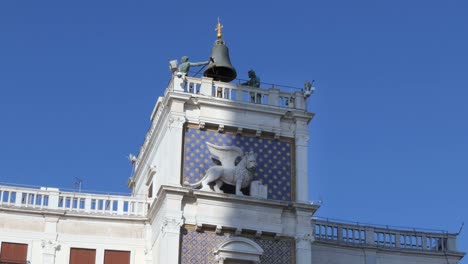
[183,127,293,201]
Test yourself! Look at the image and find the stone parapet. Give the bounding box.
[313,218,464,257]
[0,184,148,217]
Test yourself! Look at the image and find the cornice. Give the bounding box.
[0,205,148,223]
[148,185,320,222]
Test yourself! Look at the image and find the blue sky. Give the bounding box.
[1,0,467,259]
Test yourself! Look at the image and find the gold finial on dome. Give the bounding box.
[215,17,224,39]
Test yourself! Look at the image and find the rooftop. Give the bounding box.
[0,182,464,259]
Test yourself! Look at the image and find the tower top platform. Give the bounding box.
[170,75,312,112]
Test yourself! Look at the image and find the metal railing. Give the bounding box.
[0,185,148,217]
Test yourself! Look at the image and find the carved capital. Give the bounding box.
[168,115,186,129]
[160,217,183,235]
[295,234,313,249]
[41,240,61,254]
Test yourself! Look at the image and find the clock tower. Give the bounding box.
[129,21,318,264]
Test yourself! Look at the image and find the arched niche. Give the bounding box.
[214,237,264,264]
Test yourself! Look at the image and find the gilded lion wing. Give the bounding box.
[206,142,243,168]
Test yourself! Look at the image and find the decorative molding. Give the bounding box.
[135,98,166,170]
[274,133,280,140]
[199,122,206,130]
[146,165,157,186]
[255,130,262,137]
[214,237,264,264]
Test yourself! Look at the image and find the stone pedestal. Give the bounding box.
[199,77,214,96]
[173,74,186,92]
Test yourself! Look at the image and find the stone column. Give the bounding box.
[166,109,186,186]
[41,240,60,264]
[296,236,312,264]
[144,223,153,264]
[42,216,60,264]
[295,129,310,202]
[159,217,183,263]
[295,210,313,264]
[158,193,184,264]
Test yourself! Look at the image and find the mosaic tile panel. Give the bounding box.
[180,227,294,264]
[183,127,293,201]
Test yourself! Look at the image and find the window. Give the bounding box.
[104,250,130,264]
[148,182,153,198]
[69,248,96,264]
[0,242,28,264]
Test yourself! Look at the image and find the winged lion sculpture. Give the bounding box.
[184,142,257,195]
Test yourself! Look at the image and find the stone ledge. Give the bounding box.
[0,205,148,222]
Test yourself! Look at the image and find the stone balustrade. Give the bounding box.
[0,184,148,217]
[313,219,459,253]
[173,76,308,110]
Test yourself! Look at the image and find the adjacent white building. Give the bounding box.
[0,27,464,264]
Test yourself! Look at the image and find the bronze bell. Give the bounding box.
[204,40,237,82]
